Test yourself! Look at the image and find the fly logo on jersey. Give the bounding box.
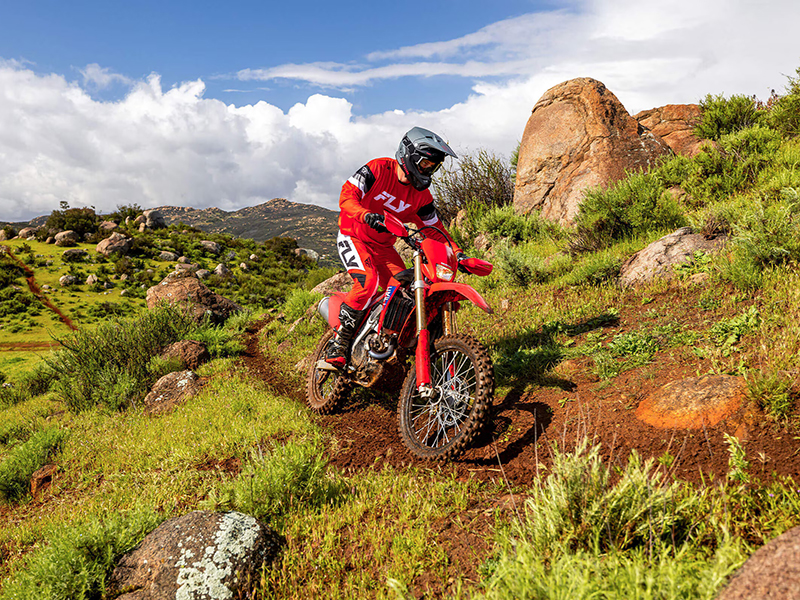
[375,191,410,214]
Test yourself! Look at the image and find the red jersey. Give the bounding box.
[339,157,454,247]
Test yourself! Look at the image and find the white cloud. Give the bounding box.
[2,0,800,224]
[80,63,134,89]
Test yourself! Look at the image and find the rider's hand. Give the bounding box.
[364,213,388,233]
[456,252,470,273]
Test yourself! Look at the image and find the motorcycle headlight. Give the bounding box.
[435,263,455,281]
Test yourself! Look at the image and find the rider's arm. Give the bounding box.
[339,164,376,224]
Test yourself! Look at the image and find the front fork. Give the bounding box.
[413,254,458,397]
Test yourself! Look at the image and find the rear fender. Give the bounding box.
[428,282,493,314]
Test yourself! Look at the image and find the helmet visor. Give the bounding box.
[416,157,443,176]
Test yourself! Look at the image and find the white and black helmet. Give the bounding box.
[396,127,457,191]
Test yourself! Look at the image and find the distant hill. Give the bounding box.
[3,198,340,261]
[154,199,339,259]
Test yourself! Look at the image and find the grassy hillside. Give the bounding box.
[1,75,800,598]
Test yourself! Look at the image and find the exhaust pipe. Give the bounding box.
[317,296,330,324]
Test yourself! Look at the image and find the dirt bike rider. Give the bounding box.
[325,126,465,369]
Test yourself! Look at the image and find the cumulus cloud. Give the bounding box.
[80,63,134,89]
[2,0,800,223]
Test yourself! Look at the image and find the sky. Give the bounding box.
[1,0,799,222]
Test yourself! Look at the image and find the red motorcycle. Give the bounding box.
[305,213,495,460]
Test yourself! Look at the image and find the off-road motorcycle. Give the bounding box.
[305,213,495,460]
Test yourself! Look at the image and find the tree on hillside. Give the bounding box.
[44,203,98,236]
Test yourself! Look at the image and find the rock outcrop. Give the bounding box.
[619,227,726,287]
[143,209,166,230]
[96,232,133,257]
[146,270,241,323]
[108,511,282,600]
[513,78,672,225]
[634,104,705,157]
[55,230,80,247]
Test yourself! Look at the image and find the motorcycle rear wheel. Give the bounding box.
[306,329,351,414]
[398,334,493,460]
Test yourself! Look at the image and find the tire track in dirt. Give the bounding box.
[242,320,800,488]
[1,245,77,331]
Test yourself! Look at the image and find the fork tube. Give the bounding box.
[413,251,432,389]
[443,302,457,336]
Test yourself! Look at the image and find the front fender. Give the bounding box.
[428,282,493,314]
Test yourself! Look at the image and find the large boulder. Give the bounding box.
[146,270,242,323]
[18,226,38,239]
[717,526,800,599]
[108,511,282,600]
[62,248,88,262]
[143,209,166,230]
[513,78,672,225]
[635,104,705,157]
[99,220,119,231]
[200,240,221,255]
[96,232,133,257]
[55,230,80,247]
[619,227,726,287]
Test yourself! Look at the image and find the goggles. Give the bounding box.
[415,156,443,176]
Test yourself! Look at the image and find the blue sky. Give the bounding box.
[1,0,799,221]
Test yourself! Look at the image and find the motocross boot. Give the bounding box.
[325,303,365,369]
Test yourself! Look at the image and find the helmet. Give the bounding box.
[396,127,457,191]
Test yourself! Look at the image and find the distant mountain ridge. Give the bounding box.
[154,199,339,258]
[4,198,340,260]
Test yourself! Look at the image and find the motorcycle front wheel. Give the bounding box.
[398,334,493,460]
[306,329,351,414]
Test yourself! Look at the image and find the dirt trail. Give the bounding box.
[242,321,800,488]
[1,245,77,331]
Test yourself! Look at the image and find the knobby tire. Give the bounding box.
[306,329,351,414]
[398,334,493,460]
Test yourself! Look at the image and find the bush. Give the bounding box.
[0,428,66,503]
[695,93,763,140]
[204,435,347,525]
[432,149,514,224]
[46,306,196,412]
[282,288,322,323]
[0,508,163,600]
[518,440,699,557]
[766,66,800,138]
[564,253,622,287]
[571,171,686,252]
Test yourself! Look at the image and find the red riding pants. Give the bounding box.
[336,231,406,310]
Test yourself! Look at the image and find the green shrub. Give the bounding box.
[203,435,347,526]
[0,508,163,600]
[719,192,800,289]
[518,441,699,557]
[432,149,514,224]
[564,253,622,286]
[746,370,794,422]
[765,66,800,138]
[0,427,66,503]
[282,288,322,323]
[695,93,763,140]
[46,305,196,411]
[571,171,686,252]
